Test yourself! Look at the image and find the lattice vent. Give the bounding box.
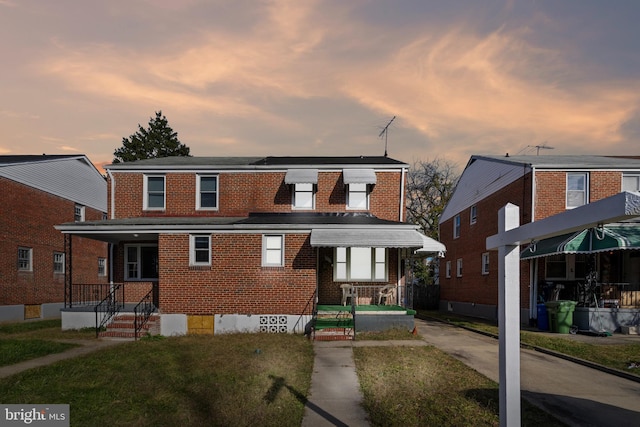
[259,315,288,333]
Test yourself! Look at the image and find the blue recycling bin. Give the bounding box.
[537,303,549,331]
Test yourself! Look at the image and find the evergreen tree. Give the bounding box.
[112,111,190,163]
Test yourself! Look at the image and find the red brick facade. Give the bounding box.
[0,177,108,306]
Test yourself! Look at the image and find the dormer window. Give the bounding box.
[285,169,318,210]
[343,169,376,210]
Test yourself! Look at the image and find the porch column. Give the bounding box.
[497,203,521,427]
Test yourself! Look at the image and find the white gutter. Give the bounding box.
[399,167,406,222]
[107,169,115,219]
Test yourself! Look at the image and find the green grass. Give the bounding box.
[419,310,640,376]
[0,339,79,367]
[354,346,565,426]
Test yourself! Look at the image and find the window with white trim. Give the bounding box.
[190,235,211,266]
[293,183,315,209]
[144,175,165,210]
[334,247,387,281]
[125,244,158,280]
[481,252,489,275]
[453,214,461,238]
[456,258,463,277]
[566,172,588,208]
[622,173,640,192]
[263,235,284,267]
[74,204,85,222]
[197,175,218,210]
[18,247,32,271]
[445,261,451,278]
[54,252,65,274]
[347,183,369,209]
[470,205,477,225]
[98,257,107,277]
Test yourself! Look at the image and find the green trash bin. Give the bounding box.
[545,301,577,334]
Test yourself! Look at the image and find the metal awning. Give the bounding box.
[415,234,447,255]
[284,169,318,184]
[521,223,640,259]
[343,169,377,185]
[310,228,424,248]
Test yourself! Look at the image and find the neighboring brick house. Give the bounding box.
[0,155,108,322]
[439,154,640,326]
[57,156,434,335]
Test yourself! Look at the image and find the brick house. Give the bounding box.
[57,156,437,336]
[439,154,640,328]
[0,155,108,322]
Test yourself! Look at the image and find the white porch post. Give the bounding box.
[497,203,521,427]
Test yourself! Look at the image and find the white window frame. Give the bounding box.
[190,235,212,266]
[98,257,107,277]
[456,258,463,277]
[124,244,159,280]
[54,252,65,274]
[333,247,387,282]
[18,247,32,271]
[622,173,640,192]
[470,205,477,225]
[293,183,315,210]
[74,204,85,222]
[347,183,369,210]
[481,252,489,275]
[144,175,166,210]
[566,172,588,209]
[262,235,284,267]
[196,174,219,210]
[445,260,451,278]
[453,214,461,239]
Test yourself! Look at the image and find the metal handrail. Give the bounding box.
[94,284,124,337]
[134,288,156,340]
[294,289,317,337]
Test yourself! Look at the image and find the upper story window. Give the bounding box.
[622,173,640,192]
[125,244,158,280]
[144,175,165,210]
[263,235,284,267]
[293,183,315,209]
[453,214,461,239]
[197,175,218,210]
[18,247,32,271]
[53,252,65,274]
[470,205,477,225]
[566,172,588,209]
[343,169,376,210]
[334,247,387,281]
[74,204,85,222]
[190,235,211,266]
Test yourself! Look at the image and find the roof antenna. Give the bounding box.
[378,116,396,157]
[531,141,554,155]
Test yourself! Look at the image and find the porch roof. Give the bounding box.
[310,228,425,248]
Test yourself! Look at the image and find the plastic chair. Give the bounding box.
[341,284,355,306]
[378,285,397,305]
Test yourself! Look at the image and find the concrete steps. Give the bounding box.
[99,314,160,340]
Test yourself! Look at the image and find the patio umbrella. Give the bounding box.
[521,223,640,259]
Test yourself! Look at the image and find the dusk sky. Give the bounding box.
[1,0,639,172]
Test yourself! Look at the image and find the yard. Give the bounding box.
[0,319,571,426]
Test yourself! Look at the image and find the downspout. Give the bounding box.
[398,167,406,304]
[107,169,115,220]
[399,167,406,222]
[529,165,537,321]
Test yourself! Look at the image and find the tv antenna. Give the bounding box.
[532,142,554,155]
[378,116,396,157]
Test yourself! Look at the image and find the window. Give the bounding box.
[545,254,587,280]
[197,175,218,210]
[445,261,451,278]
[456,258,463,277]
[566,172,588,208]
[190,235,211,266]
[293,183,315,209]
[481,252,489,275]
[124,245,158,280]
[144,175,165,210]
[74,204,85,222]
[98,257,107,277]
[453,215,461,238]
[263,235,284,267]
[18,247,32,271]
[470,205,477,225]
[334,247,387,281]
[622,173,640,192]
[347,183,369,209]
[54,252,65,274]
